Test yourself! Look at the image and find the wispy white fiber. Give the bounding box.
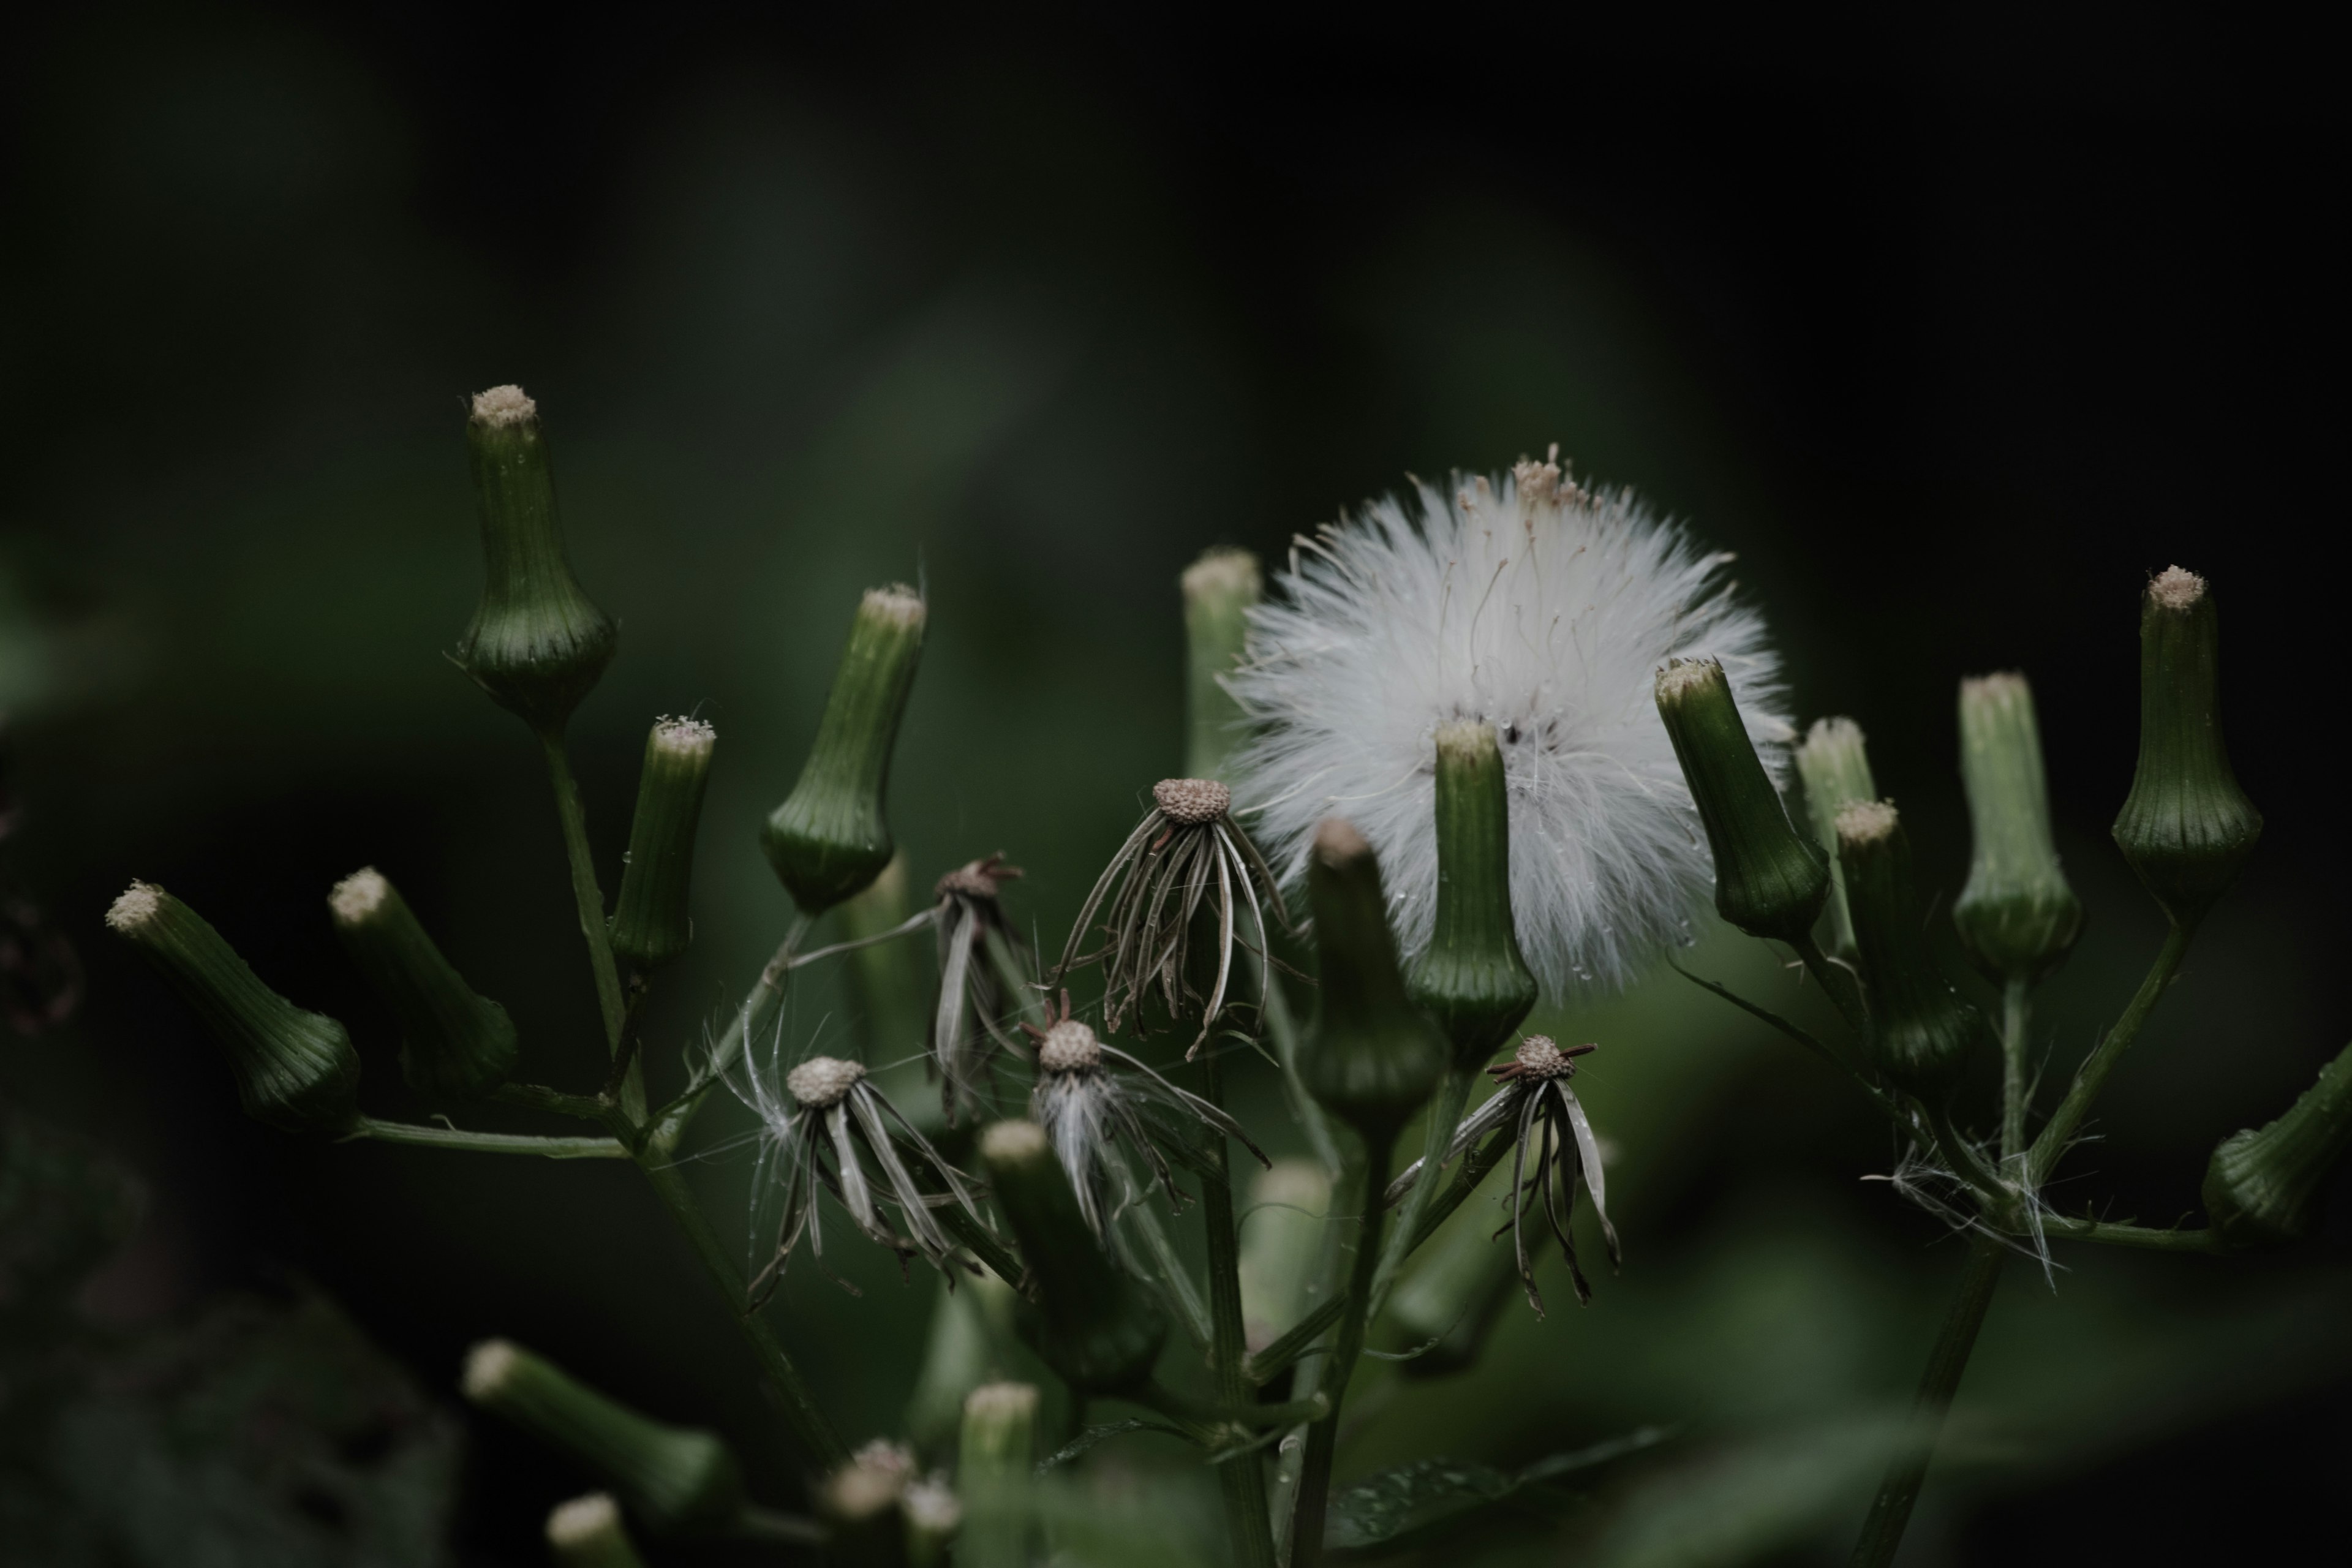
[1230,454,1793,997]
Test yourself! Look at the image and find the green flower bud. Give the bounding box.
[1953,674,2082,984]
[1408,721,1537,1068]
[2111,566,2261,926]
[1795,717,1877,957]
[1654,658,1828,944]
[2201,1040,2352,1250]
[817,1442,917,1568]
[976,1120,1166,1394]
[1836,803,1990,1097]
[546,1494,648,1568]
[763,587,926,914]
[106,882,361,1136]
[330,868,518,1099]
[1298,820,1448,1145]
[608,717,717,968]
[1182,546,1261,781]
[461,1339,743,1534]
[956,1382,1039,1568]
[453,386,617,732]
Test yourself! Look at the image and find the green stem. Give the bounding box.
[1289,1137,1391,1568]
[1199,1049,1279,1568]
[1848,1232,2005,1568]
[493,1081,627,1125]
[2026,922,2194,1186]
[650,916,813,1150]
[632,1151,849,1467]
[1999,979,2030,1166]
[349,1117,628,1159]
[2038,1215,2223,1253]
[1793,930,1870,1039]
[1371,1065,1475,1315]
[539,727,644,1122]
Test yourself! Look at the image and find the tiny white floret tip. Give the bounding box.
[1231,459,1793,996]
[460,1338,518,1398]
[106,881,162,932]
[329,867,389,924]
[651,716,717,756]
[546,1494,621,1547]
[470,385,537,427]
[2150,565,2206,610]
[1836,798,1900,846]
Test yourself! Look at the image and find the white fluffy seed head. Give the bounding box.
[786,1057,865,1109]
[1515,1035,1578,1077]
[460,1339,519,1398]
[1036,1019,1102,1074]
[2150,564,2206,610]
[1232,464,1792,997]
[328,867,389,925]
[105,881,163,932]
[1836,799,1900,847]
[545,1494,622,1548]
[1153,777,1231,824]
[470,385,537,427]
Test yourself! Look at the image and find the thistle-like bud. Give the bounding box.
[106,882,361,1135]
[2111,567,2261,926]
[1795,717,1877,957]
[1298,820,1447,1145]
[1182,546,1261,781]
[1953,674,2082,983]
[461,1340,744,1534]
[452,386,616,732]
[1654,658,1828,945]
[2201,1041,2352,1250]
[546,1494,648,1568]
[956,1382,1038,1568]
[976,1120,1166,1394]
[1408,721,1537,1068]
[1836,802,1989,1096]
[763,587,926,914]
[608,717,717,968]
[330,868,518,1100]
[817,1441,916,1568]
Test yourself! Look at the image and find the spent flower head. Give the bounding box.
[929,853,1028,1125]
[1232,453,1792,995]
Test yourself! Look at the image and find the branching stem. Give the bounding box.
[350,1117,628,1159]
[2027,921,2195,1186]
[1999,979,2030,1166]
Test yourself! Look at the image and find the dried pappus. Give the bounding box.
[1231,452,1793,995]
[1051,777,1293,1054]
[930,853,1028,1124]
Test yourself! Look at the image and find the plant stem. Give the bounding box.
[1999,979,2030,1166]
[1847,1231,2006,1568]
[1289,1137,1390,1568]
[1199,1049,1279,1568]
[1371,1065,1475,1315]
[632,1150,849,1468]
[2038,1215,2223,1253]
[538,726,644,1123]
[2026,921,2194,1186]
[493,1081,627,1124]
[350,1117,628,1158]
[1793,930,1870,1039]
[650,916,813,1150]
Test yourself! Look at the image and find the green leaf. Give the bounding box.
[1324,1426,1673,1550]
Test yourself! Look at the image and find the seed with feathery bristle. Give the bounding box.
[1037,1019,1102,1074]
[1153,777,1230,825]
[786,1056,865,1108]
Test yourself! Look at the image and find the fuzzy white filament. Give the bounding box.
[1232,455,1793,995]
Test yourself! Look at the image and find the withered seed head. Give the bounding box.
[1037,1018,1103,1074]
[786,1055,865,1109]
[937,853,1021,901]
[1153,777,1231,825]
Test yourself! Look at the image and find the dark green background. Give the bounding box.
[4,6,2345,1563]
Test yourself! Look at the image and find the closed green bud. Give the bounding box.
[1182,546,1261,781]
[453,387,617,732]
[1836,802,1989,1096]
[330,868,518,1099]
[608,717,717,968]
[1408,722,1538,1069]
[1654,658,1828,944]
[977,1120,1166,1394]
[1795,717,1877,957]
[1298,820,1447,1145]
[462,1339,743,1534]
[2111,567,2261,926]
[2202,1041,2352,1250]
[107,882,361,1136]
[1953,674,2082,983]
[546,1495,648,1568]
[956,1382,1038,1568]
[763,587,926,914]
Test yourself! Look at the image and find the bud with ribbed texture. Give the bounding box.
[1182,546,1261,780]
[107,882,361,1135]
[956,1382,1038,1568]
[2201,1041,2352,1250]
[1655,658,1828,945]
[1795,717,1877,957]
[1408,721,1537,1068]
[330,868,518,1099]
[461,1340,744,1534]
[452,386,617,731]
[1298,820,1447,1145]
[2111,567,2261,926]
[608,717,717,968]
[1953,674,2082,983]
[763,586,926,914]
[977,1120,1166,1393]
[817,1442,916,1568]
[546,1494,648,1568]
[1836,802,1988,1096]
